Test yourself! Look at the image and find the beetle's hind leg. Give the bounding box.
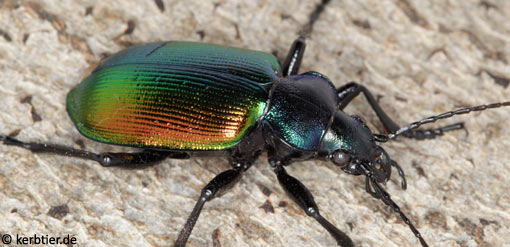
[270,161,354,247]
[94,149,188,168]
[336,82,465,139]
[1,135,188,168]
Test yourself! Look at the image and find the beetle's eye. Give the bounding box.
[332,151,350,167]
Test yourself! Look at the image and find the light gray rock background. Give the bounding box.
[0,0,509,246]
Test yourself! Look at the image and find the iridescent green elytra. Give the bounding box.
[67,41,281,150]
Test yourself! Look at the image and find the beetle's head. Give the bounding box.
[319,111,392,183]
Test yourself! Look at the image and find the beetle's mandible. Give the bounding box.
[1,0,510,246]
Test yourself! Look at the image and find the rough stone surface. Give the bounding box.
[0,0,509,246]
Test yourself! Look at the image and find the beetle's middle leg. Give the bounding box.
[282,0,331,76]
[1,135,188,168]
[282,37,306,76]
[174,161,246,247]
[336,82,465,139]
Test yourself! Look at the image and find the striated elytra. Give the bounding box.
[67,41,276,151]
[2,1,510,246]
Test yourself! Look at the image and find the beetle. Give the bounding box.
[1,1,510,246]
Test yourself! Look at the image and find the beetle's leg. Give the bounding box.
[174,163,245,247]
[271,163,354,247]
[282,37,306,76]
[1,135,188,168]
[361,165,428,247]
[365,176,379,198]
[391,160,407,190]
[282,0,331,76]
[93,149,188,168]
[336,82,464,139]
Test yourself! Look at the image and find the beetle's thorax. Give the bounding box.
[261,72,382,167]
[262,72,337,162]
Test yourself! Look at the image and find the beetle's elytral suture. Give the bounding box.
[385,101,510,140]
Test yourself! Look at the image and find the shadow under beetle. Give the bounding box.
[2,0,510,246]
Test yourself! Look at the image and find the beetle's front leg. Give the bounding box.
[1,135,188,168]
[174,163,245,247]
[271,162,354,247]
[336,82,464,139]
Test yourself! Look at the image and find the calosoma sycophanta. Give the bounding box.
[0,0,510,246]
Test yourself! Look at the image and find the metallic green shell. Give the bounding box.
[264,72,337,151]
[67,41,281,150]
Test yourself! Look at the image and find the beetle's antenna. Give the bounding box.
[385,101,510,140]
[361,164,429,247]
[300,0,331,39]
